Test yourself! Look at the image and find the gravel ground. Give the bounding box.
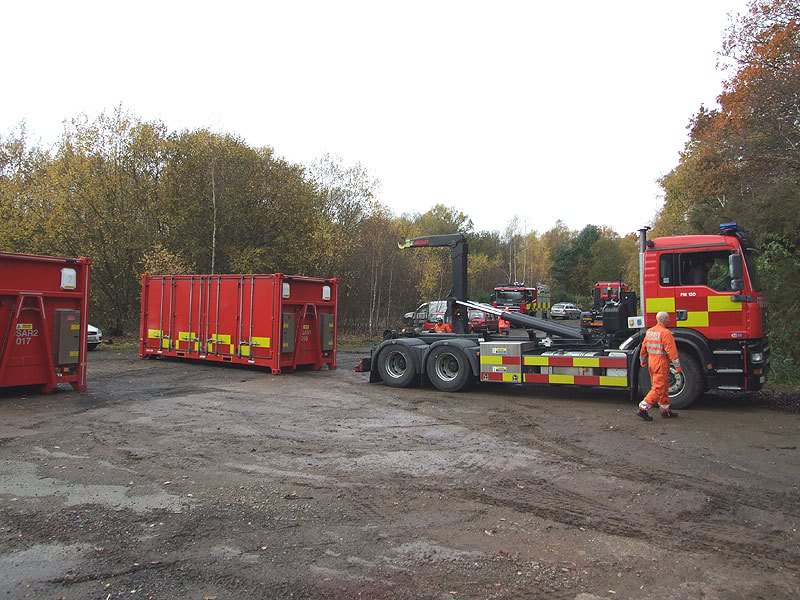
[0,347,798,600]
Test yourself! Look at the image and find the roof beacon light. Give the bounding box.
[720,222,740,235]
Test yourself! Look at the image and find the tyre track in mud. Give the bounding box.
[341,390,800,570]
[453,476,799,568]
[316,369,800,570]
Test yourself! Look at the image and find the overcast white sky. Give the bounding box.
[2,0,749,236]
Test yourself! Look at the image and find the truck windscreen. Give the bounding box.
[496,291,530,302]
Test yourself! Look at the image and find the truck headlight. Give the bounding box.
[751,352,763,363]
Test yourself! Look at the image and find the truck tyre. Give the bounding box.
[638,350,702,409]
[426,346,472,392]
[88,343,99,351]
[377,346,417,388]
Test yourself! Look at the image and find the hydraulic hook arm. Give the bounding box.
[399,234,468,333]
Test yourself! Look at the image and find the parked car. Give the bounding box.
[468,308,499,333]
[404,300,448,331]
[87,324,102,350]
[550,302,581,320]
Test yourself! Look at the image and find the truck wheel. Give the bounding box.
[638,350,702,409]
[426,346,472,392]
[378,346,417,388]
[88,343,99,351]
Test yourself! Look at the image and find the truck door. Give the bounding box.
[644,253,678,327]
[673,250,746,339]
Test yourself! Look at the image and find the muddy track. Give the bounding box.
[1,349,798,599]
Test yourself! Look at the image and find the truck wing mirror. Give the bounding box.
[729,253,743,280]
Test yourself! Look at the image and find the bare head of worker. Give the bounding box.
[656,311,670,325]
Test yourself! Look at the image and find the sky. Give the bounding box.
[1,0,750,236]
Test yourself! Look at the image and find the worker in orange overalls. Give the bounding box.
[497,317,511,335]
[637,311,681,421]
[432,317,453,334]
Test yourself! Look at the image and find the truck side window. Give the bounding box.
[415,305,427,321]
[659,254,674,286]
[678,251,733,291]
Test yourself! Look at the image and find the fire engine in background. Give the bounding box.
[585,281,635,328]
[492,284,550,318]
[594,281,629,306]
[360,223,768,409]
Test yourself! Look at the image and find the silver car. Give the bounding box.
[87,324,102,351]
[551,303,581,320]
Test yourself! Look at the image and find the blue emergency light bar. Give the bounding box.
[720,222,741,234]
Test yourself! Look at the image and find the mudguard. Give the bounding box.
[629,352,641,403]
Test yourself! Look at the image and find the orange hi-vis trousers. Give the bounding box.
[640,355,672,411]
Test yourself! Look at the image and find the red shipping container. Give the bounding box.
[0,252,91,393]
[139,274,337,373]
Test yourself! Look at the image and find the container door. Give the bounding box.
[205,277,236,356]
[240,276,275,360]
[0,297,51,387]
[173,277,200,353]
[142,277,169,350]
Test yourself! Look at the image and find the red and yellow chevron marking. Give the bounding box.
[523,373,627,386]
[480,355,521,366]
[481,354,627,369]
[646,295,743,328]
[522,355,627,369]
[480,353,629,387]
[480,372,627,386]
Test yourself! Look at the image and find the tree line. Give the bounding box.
[0,111,637,336]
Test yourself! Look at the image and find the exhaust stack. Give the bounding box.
[638,227,650,330]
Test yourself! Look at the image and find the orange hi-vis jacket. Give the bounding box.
[639,322,681,410]
[640,322,681,371]
[433,321,453,334]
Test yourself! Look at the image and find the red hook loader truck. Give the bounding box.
[358,224,768,409]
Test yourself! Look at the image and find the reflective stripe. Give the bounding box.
[646,297,675,313]
[671,359,681,369]
[707,295,742,312]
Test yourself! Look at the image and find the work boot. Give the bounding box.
[660,409,678,418]
[637,410,653,422]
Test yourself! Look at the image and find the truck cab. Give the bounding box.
[492,285,538,315]
[593,281,628,307]
[639,223,768,395]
